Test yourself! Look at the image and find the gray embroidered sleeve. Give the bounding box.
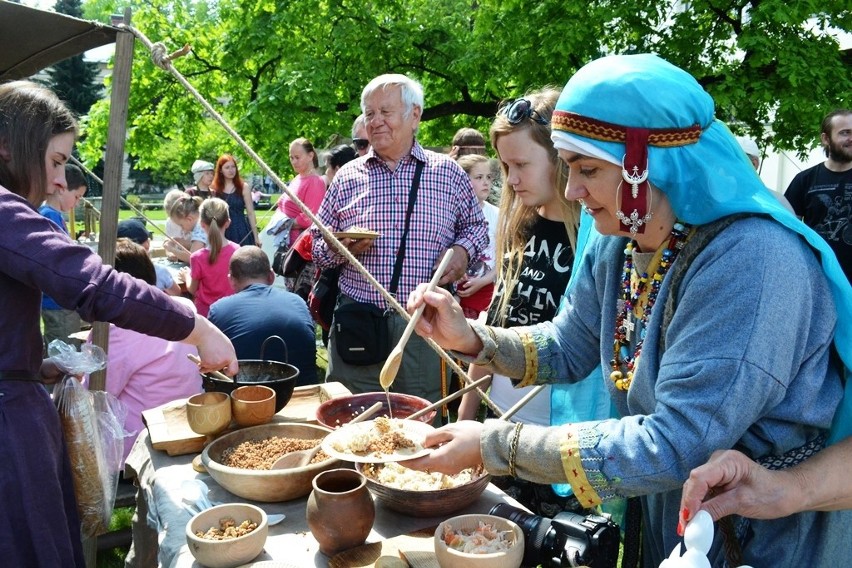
[451,320,527,380]
[480,420,568,482]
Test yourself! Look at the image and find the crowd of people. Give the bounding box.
[3,50,851,568]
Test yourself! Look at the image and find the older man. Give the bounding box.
[351,113,369,156]
[208,246,317,386]
[312,74,487,404]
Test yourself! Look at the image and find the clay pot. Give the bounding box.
[306,468,375,557]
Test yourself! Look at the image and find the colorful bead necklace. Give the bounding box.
[610,221,691,391]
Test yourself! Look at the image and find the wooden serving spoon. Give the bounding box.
[378,249,455,391]
[187,353,234,382]
[270,401,384,470]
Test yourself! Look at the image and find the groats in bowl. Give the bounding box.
[203,359,298,413]
[356,462,490,518]
[230,385,276,427]
[434,514,524,568]
[316,391,435,429]
[202,422,340,502]
[185,503,268,568]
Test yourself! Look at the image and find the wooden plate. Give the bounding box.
[333,230,381,240]
[321,419,434,463]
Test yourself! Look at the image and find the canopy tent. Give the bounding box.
[0,1,118,81]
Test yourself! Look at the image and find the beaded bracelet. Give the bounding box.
[508,422,524,478]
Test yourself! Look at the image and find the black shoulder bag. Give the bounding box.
[333,160,424,366]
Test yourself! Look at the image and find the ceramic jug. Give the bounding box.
[306,468,375,557]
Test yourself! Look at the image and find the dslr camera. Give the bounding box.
[490,503,620,568]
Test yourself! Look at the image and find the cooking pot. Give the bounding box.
[202,336,299,413]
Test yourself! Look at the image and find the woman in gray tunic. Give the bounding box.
[404,54,852,567]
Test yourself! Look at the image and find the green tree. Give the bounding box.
[79,0,851,184]
[46,0,103,118]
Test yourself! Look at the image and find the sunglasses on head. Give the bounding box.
[352,138,369,150]
[498,98,549,126]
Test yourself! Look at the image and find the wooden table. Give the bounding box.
[124,384,526,568]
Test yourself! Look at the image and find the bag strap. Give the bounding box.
[388,159,425,295]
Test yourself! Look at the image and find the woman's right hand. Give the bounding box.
[184,316,239,376]
[407,284,482,354]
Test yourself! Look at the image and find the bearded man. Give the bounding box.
[785,109,852,282]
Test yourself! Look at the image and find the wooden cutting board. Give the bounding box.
[142,382,352,456]
[329,527,439,568]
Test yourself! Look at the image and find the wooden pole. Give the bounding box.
[84,7,133,568]
[89,6,133,393]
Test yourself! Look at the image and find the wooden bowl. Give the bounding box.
[186,392,232,437]
[356,462,491,518]
[230,385,276,427]
[434,514,524,568]
[202,422,341,502]
[186,503,268,568]
[203,359,298,413]
[316,391,435,429]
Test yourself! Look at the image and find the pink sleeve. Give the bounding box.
[284,176,326,230]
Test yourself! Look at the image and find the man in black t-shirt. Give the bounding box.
[785,109,852,282]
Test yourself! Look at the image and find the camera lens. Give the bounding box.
[490,503,553,567]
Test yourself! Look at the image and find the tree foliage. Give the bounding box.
[46,0,103,118]
[79,0,851,184]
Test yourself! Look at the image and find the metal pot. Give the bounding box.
[202,336,300,412]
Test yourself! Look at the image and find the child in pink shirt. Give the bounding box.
[187,197,239,316]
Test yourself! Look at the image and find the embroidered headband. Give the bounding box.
[553,110,702,234]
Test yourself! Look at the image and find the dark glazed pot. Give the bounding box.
[306,468,375,557]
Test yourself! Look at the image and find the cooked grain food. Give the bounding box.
[331,417,416,457]
[196,517,258,540]
[363,462,478,490]
[220,436,329,469]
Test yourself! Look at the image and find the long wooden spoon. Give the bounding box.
[405,375,492,421]
[379,249,455,390]
[187,353,234,382]
[270,401,384,469]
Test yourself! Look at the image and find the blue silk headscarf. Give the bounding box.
[551,53,852,444]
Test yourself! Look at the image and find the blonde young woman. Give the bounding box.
[455,89,612,515]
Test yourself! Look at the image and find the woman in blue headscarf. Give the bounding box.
[403,54,852,567]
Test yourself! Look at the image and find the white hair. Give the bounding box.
[360,74,424,119]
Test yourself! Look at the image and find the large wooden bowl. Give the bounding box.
[202,423,340,502]
[356,462,491,518]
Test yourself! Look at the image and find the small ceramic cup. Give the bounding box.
[230,385,277,427]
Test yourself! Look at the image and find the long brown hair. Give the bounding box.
[211,154,244,195]
[489,87,580,325]
[200,197,230,264]
[0,81,78,206]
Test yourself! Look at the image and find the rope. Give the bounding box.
[122,26,502,415]
[69,155,191,255]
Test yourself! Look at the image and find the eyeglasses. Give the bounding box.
[352,138,369,150]
[498,98,549,126]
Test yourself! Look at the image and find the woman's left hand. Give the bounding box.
[38,358,68,384]
[401,420,484,475]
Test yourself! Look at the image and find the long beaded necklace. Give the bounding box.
[610,221,691,391]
